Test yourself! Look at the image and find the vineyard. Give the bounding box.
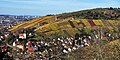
[36,19,120,37]
[9,15,120,37]
[9,16,56,32]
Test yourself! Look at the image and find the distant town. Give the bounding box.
[0,15,40,29]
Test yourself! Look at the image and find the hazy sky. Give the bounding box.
[0,0,120,16]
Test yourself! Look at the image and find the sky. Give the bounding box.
[0,0,120,16]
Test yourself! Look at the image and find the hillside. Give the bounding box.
[57,8,120,20]
[6,8,120,60]
[9,8,120,36]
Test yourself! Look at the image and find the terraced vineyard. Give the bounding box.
[9,16,56,32]
[36,19,120,36]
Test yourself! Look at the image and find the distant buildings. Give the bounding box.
[0,15,40,29]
